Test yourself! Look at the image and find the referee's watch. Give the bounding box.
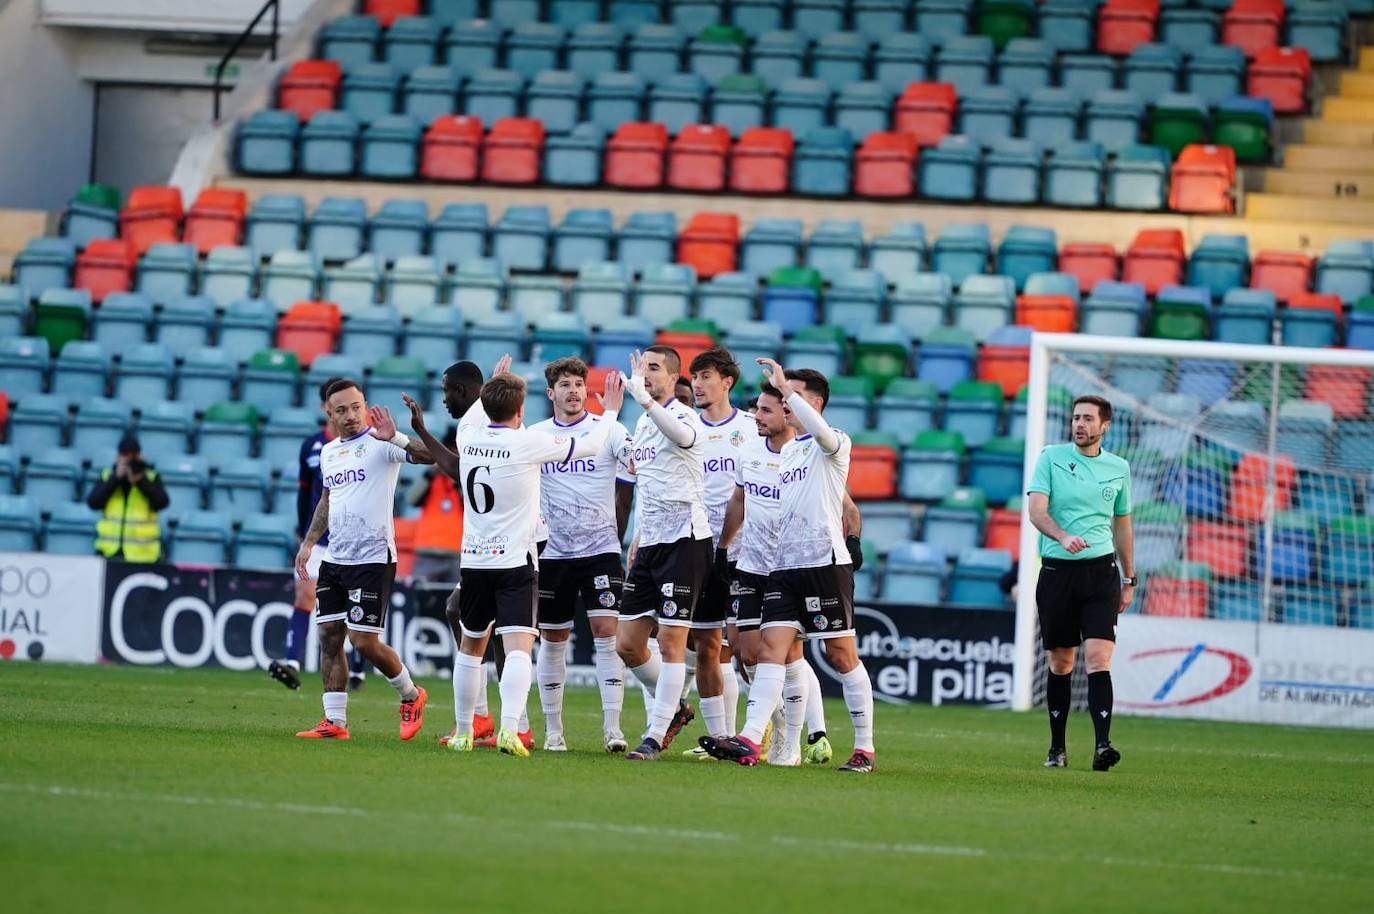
[1121,576,1138,586]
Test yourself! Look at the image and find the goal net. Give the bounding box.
[1013,334,1374,729]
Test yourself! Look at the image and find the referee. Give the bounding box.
[1026,395,1135,772]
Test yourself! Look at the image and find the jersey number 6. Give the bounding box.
[465,465,495,515]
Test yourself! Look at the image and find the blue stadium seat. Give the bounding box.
[997,225,1057,291]
[1200,399,1265,454]
[53,340,110,401]
[402,305,465,373]
[772,78,832,136]
[9,393,70,452]
[1316,240,1374,306]
[922,488,987,555]
[874,32,931,94]
[13,238,75,301]
[919,135,981,202]
[697,271,758,325]
[360,113,421,179]
[948,547,1013,608]
[753,30,808,85]
[157,455,209,515]
[781,324,844,377]
[1039,0,1096,53]
[431,202,488,269]
[112,342,173,403]
[215,298,276,366]
[492,206,552,272]
[70,398,130,464]
[635,263,696,327]
[969,434,1024,505]
[741,218,804,278]
[711,73,768,137]
[450,258,506,318]
[1277,400,1333,466]
[385,256,444,317]
[245,193,305,259]
[368,198,429,262]
[43,502,100,555]
[1023,87,1083,148]
[303,353,362,396]
[960,86,1018,145]
[826,270,887,331]
[859,501,916,551]
[22,447,82,506]
[1080,280,1146,337]
[197,247,256,309]
[915,327,977,394]
[530,312,590,362]
[489,0,539,29]
[466,311,526,366]
[762,279,820,337]
[300,111,359,177]
[234,513,298,569]
[726,319,783,367]
[835,81,893,138]
[876,377,937,442]
[793,0,848,39]
[1024,271,1081,303]
[869,222,927,281]
[343,62,403,124]
[617,210,678,274]
[1185,45,1245,107]
[793,127,854,196]
[805,219,865,281]
[854,0,908,40]
[1044,140,1104,207]
[324,254,383,315]
[552,208,614,272]
[935,35,995,94]
[953,275,1014,342]
[262,406,321,469]
[0,285,25,340]
[545,121,606,186]
[567,22,623,80]
[1106,143,1170,211]
[307,197,368,263]
[442,19,502,76]
[1159,8,1219,55]
[320,15,381,68]
[177,347,238,413]
[1174,358,1234,406]
[510,275,566,323]
[170,509,231,564]
[609,0,662,27]
[916,0,975,45]
[982,138,1042,205]
[626,23,684,83]
[1214,288,1276,345]
[0,496,41,551]
[945,379,1004,446]
[1287,1,1347,64]
[1060,53,1118,98]
[1188,233,1251,300]
[1086,89,1145,154]
[506,23,565,79]
[236,110,299,175]
[91,292,153,351]
[528,70,586,135]
[383,16,441,71]
[648,73,709,133]
[931,223,991,287]
[340,305,402,366]
[881,540,947,604]
[998,38,1055,92]
[734,0,785,33]
[890,272,951,340]
[1124,43,1182,102]
[689,25,745,83]
[585,68,647,136]
[813,32,868,92]
[594,316,655,367]
[61,194,119,248]
[0,445,16,495]
[464,69,525,124]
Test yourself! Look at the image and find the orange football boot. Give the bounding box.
[296,719,350,740]
[399,686,428,741]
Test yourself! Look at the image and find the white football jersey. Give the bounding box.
[321,428,408,565]
[699,407,755,558]
[630,398,710,548]
[456,424,578,569]
[733,434,786,577]
[532,412,634,560]
[774,428,852,571]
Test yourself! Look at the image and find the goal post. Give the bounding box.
[1012,332,1374,728]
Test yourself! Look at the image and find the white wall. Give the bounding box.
[0,0,94,210]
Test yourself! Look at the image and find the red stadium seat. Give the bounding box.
[676,212,739,278]
[1015,294,1078,332]
[583,366,618,415]
[1097,0,1158,56]
[667,124,731,192]
[119,186,184,256]
[848,444,899,500]
[605,122,669,189]
[364,0,419,28]
[393,517,418,577]
[1143,573,1208,618]
[893,82,957,147]
[653,331,714,373]
[1122,229,1185,295]
[0,391,10,437]
[984,507,1021,560]
[729,127,794,193]
[854,131,919,198]
[420,115,483,182]
[1058,243,1119,295]
[1247,47,1311,114]
[1230,453,1295,521]
[1305,365,1369,418]
[183,188,247,254]
[976,344,1031,397]
[73,238,136,303]
[1222,0,1284,60]
[277,60,343,122]
[481,117,544,185]
[1187,522,1250,579]
[276,301,341,366]
[1169,144,1236,214]
[1250,251,1312,303]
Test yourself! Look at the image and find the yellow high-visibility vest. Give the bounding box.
[94,468,162,563]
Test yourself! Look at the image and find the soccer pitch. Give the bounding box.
[1,665,1370,914]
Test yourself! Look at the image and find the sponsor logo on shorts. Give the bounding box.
[348,589,362,603]
[598,590,617,608]
[348,606,364,623]
[593,574,610,589]
[731,598,740,614]
[661,583,675,597]
[361,591,378,601]
[813,614,827,630]
[662,599,678,617]
[805,596,821,611]
[538,589,555,600]
[763,591,782,602]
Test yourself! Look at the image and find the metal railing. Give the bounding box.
[212,0,281,122]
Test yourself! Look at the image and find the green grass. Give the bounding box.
[1,664,1372,914]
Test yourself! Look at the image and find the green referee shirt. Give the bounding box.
[1027,443,1132,561]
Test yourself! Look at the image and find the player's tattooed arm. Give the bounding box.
[401,393,459,479]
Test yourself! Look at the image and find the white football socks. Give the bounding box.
[323,691,347,727]
[386,666,420,703]
[499,650,533,734]
[536,640,568,739]
[839,663,875,753]
[452,652,483,737]
[720,662,739,734]
[473,661,490,718]
[741,663,784,744]
[594,636,624,732]
[681,646,697,700]
[646,661,686,744]
[699,694,728,738]
[782,659,808,754]
[803,659,827,737]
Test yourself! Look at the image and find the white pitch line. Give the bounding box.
[0,783,1364,884]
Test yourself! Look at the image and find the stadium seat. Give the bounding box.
[275,301,341,367]
[567,22,622,79]
[236,109,299,175]
[874,377,936,443]
[741,219,803,278]
[338,305,401,368]
[948,547,1013,607]
[368,355,429,412]
[1044,141,1105,208]
[995,226,1056,292]
[464,69,525,124]
[710,74,768,138]
[60,185,120,248]
[869,222,927,284]
[1022,88,1082,149]
[1086,90,1146,155]
[1150,285,1212,341]
[489,206,550,272]
[968,436,1024,505]
[340,62,401,124]
[821,375,875,432]
[835,81,892,139]
[507,274,562,324]
[859,501,916,550]
[1345,296,1374,351]
[1122,229,1185,295]
[643,73,703,134]
[447,257,503,318]
[13,238,76,301]
[762,265,823,335]
[1213,288,1275,345]
[725,127,793,194]
[24,448,83,506]
[901,428,965,501]
[43,502,101,556]
[812,32,868,92]
[1097,0,1158,56]
[721,319,779,368]
[894,82,958,149]
[72,240,135,304]
[183,188,246,254]
[240,349,302,415]
[0,496,40,551]
[0,285,22,341]
[931,223,991,288]
[625,23,683,83]
[1230,453,1296,523]
[688,25,746,82]
[197,400,258,464]
[1282,292,1342,348]
[792,127,854,196]
[1125,43,1182,102]
[636,263,697,327]
[8,393,69,452]
[547,208,610,274]
[1080,280,1147,337]
[234,513,297,569]
[504,23,564,79]
[1213,96,1271,163]
[780,324,843,378]
[959,86,1017,145]
[1255,511,1319,584]
[158,454,210,513]
[603,122,668,189]
[52,339,110,401]
[244,194,303,258]
[916,134,979,201]
[1316,240,1374,306]
[794,0,848,39]
[1056,243,1118,297]
[916,326,977,394]
[982,138,1041,205]
[277,59,342,121]
[923,487,988,555]
[1185,45,1246,107]
[954,274,1015,342]
[1287,1,1346,63]
[478,117,543,185]
[1186,234,1249,300]
[401,305,463,373]
[298,110,359,177]
[848,431,900,500]
[997,38,1055,93]
[935,35,995,94]
[1222,0,1283,59]
[1322,515,1374,587]
[882,540,947,604]
[170,509,232,564]
[418,114,483,181]
[260,406,321,468]
[826,270,887,331]
[1060,53,1117,98]
[1250,250,1312,304]
[442,18,501,75]
[875,33,931,94]
[666,124,731,192]
[134,400,189,458]
[135,242,197,305]
[1169,144,1235,214]
[359,114,421,178]
[852,324,912,394]
[1247,47,1310,114]
[674,212,737,280]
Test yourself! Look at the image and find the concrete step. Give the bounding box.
[1339,72,1374,98]
[1322,97,1374,122]
[1282,145,1374,172]
[1294,118,1374,146]
[1259,169,1374,199]
[1246,192,1374,224]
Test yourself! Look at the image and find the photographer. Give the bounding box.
[87,433,170,563]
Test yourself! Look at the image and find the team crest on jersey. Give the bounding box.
[661,599,678,617]
[594,574,610,589]
[805,596,821,611]
[348,588,362,603]
[1102,485,1116,501]
[813,614,827,630]
[729,431,744,446]
[353,441,367,457]
[349,606,364,623]
[598,590,617,608]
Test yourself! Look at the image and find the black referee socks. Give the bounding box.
[1046,671,1071,750]
[1088,671,1114,746]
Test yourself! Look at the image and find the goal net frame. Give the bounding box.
[1011,332,1374,713]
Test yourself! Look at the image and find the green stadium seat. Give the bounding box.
[851,324,912,394]
[241,349,301,415]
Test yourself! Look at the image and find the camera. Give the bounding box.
[128,458,147,475]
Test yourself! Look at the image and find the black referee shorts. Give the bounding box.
[1036,554,1122,650]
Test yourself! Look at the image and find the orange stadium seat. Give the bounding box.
[1169,144,1236,214]
[984,506,1021,560]
[848,441,899,500]
[72,238,136,303]
[393,516,418,576]
[605,122,669,189]
[183,188,247,254]
[893,82,957,148]
[1230,453,1295,521]
[1015,294,1078,332]
[278,59,343,121]
[729,127,794,193]
[276,301,341,366]
[583,366,618,415]
[1122,228,1185,294]
[854,131,919,198]
[653,331,714,373]
[677,212,739,277]
[481,117,545,185]
[668,124,732,192]
[1305,365,1369,418]
[1250,250,1312,303]
[420,115,483,182]
[977,343,1030,397]
[1059,242,1119,295]
[119,186,183,255]
[1144,571,1209,618]
[1187,521,1250,579]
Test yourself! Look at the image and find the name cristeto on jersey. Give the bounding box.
[700,407,755,559]
[321,429,408,565]
[774,429,852,571]
[733,435,785,577]
[455,424,576,569]
[630,398,710,547]
[532,412,634,560]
